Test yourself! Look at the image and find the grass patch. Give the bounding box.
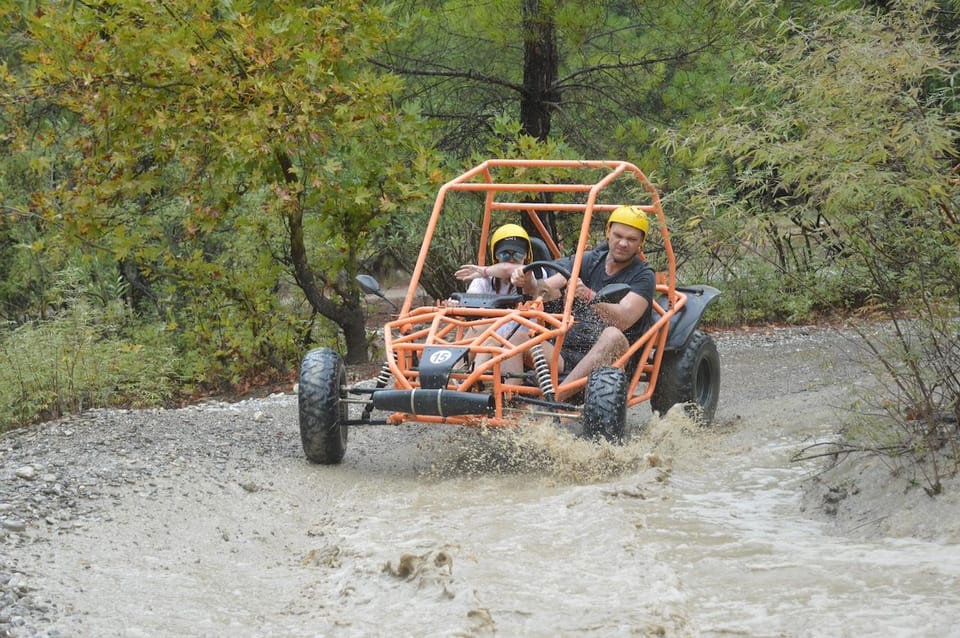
[0,300,179,432]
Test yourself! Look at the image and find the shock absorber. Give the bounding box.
[361,359,394,420]
[531,343,555,402]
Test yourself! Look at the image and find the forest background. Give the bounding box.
[1,0,958,490]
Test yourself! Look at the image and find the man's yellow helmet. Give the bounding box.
[488,223,532,263]
[606,205,650,235]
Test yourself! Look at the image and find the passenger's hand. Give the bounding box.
[455,264,486,281]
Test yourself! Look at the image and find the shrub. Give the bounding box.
[0,300,178,431]
[841,312,960,495]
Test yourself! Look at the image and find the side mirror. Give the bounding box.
[591,283,631,305]
[356,274,398,311]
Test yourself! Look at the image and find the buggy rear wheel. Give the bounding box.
[651,330,720,425]
[299,348,348,464]
[582,366,628,444]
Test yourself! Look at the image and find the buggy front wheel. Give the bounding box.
[582,366,628,443]
[299,348,348,464]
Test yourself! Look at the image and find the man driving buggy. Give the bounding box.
[507,205,656,402]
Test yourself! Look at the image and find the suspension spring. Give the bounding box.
[361,359,394,420]
[531,343,555,402]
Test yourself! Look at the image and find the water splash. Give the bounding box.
[418,406,704,484]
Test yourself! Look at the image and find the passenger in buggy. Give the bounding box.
[455,223,544,375]
[455,223,540,296]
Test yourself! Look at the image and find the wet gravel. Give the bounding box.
[0,325,874,637]
[1,395,298,638]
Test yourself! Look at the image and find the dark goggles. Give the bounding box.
[495,248,526,262]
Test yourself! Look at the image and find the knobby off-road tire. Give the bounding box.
[650,330,720,425]
[582,366,628,444]
[299,348,348,464]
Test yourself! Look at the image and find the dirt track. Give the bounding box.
[2,325,959,637]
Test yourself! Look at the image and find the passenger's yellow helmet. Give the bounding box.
[489,223,532,264]
[606,205,650,236]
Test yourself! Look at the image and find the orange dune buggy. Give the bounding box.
[299,159,720,464]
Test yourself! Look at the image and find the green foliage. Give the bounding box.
[0,290,178,432]
[667,0,960,482]
[0,7,76,322]
[381,0,743,169]
[686,259,816,325]
[666,0,959,293]
[3,0,438,367]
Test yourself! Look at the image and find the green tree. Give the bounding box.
[370,0,741,252]
[376,0,737,165]
[0,4,68,323]
[669,0,958,292]
[670,0,960,488]
[4,0,437,366]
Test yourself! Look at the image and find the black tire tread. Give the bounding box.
[582,366,628,443]
[299,348,348,464]
[650,330,720,425]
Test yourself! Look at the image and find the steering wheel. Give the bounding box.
[522,260,571,280]
[519,260,572,304]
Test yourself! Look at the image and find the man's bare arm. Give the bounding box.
[594,292,649,332]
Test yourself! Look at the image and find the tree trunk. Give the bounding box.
[338,307,369,365]
[520,0,559,141]
[277,148,370,364]
[118,256,155,313]
[520,0,561,246]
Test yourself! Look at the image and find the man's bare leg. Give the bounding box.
[555,327,628,402]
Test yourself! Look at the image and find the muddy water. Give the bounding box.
[16,329,960,637]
